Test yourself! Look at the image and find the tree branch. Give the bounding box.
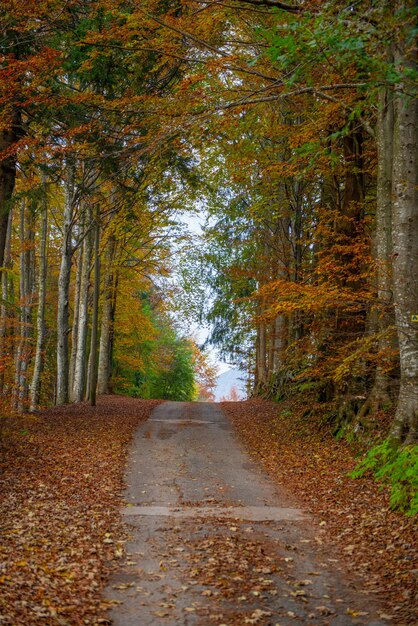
[235,0,302,12]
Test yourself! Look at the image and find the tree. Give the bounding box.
[30,173,48,411]
[0,0,415,448]
[389,3,418,442]
[220,385,240,403]
[191,343,218,402]
[189,0,418,441]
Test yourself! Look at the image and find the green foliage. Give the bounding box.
[351,440,418,515]
[263,0,418,101]
[335,424,357,444]
[142,338,197,402]
[113,291,197,402]
[295,381,321,394]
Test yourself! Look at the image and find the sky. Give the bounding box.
[175,210,233,377]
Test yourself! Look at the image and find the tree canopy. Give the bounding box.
[0,0,417,444]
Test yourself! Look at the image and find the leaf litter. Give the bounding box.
[221,399,418,625]
[2,395,417,625]
[0,395,160,625]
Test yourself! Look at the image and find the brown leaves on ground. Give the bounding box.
[0,395,161,626]
[181,521,289,626]
[221,399,418,626]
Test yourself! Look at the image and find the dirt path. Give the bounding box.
[105,402,385,626]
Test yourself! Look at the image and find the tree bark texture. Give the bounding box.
[89,211,100,406]
[373,85,395,406]
[256,320,267,391]
[30,182,48,411]
[56,165,75,405]
[97,236,116,395]
[390,47,418,443]
[69,240,83,394]
[14,200,34,412]
[0,209,13,395]
[72,206,92,402]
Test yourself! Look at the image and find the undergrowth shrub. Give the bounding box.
[351,440,418,515]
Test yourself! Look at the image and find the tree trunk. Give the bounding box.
[30,180,48,411]
[257,320,267,391]
[72,206,92,402]
[97,236,116,394]
[56,164,75,405]
[69,239,83,393]
[371,85,395,408]
[273,314,287,371]
[14,200,34,412]
[389,47,418,443]
[267,321,275,379]
[0,208,13,395]
[88,210,100,406]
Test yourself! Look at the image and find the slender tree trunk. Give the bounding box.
[372,86,395,407]
[273,315,287,371]
[257,320,267,390]
[14,200,34,412]
[69,165,98,396]
[88,210,100,406]
[72,206,92,401]
[267,321,275,379]
[13,203,25,408]
[97,236,116,394]
[30,180,48,411]
[274,214,290,374]
[56,164,75,405]
[390,46,418,443]
[0,208,13,394]
[69,240,83,393]
[254,326,260,392]
[108,271,119,393]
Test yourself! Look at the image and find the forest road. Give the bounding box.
[105,402,385,626]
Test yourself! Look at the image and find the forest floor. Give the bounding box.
[0,395,161,625]
[0,396,416,626]
[221,399,418,626]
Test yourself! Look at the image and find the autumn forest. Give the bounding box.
[1,0,417,624]
[2,2,418,437]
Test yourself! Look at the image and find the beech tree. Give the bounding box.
[0,0,416,447]
[175,0,417,442]
[389,3,418,442]
[29,173,48,411]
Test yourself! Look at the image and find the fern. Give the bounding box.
[351,440,418,515]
